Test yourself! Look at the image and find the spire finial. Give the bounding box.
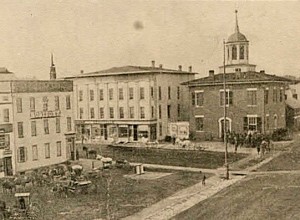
[235,10,239,33]
[51,53,54,67]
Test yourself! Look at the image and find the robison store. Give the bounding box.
[75,121,157,143]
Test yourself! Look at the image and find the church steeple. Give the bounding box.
[235,10,239,33]
[50,53,57,80]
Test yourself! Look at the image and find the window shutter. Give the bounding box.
[257,117,262,132]
[192,92,195,106]
[243,117,248,131]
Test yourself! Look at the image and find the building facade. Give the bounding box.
[0,77,75,177]
[183,11,291,140]
[66,62,195,143]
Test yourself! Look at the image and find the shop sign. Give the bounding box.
[30,110,61,119]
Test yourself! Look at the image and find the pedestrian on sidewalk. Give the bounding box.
[202,175,206,186]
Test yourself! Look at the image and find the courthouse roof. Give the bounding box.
[182,71,294,87]
[65,65,196,79]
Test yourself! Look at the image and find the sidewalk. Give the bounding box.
[130,163,217,174]
[123,174,244,220]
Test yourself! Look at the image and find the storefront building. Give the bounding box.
[66,62,195,143]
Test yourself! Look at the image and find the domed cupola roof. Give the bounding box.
[228,32,247,42]
[227,10,248,43]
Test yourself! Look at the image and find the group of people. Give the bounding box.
[225,130,272,155]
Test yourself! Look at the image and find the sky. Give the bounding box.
[0,0,300,79]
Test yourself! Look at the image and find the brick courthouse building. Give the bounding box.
[183,12,292,140]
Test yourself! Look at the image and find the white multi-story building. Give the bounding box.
[66,61,195,143]
[0,61,76,177]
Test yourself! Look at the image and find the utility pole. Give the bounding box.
[223,39,229,180]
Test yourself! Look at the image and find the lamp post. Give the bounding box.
[223,39,229,180]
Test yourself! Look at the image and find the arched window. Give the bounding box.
[232,45,237,60]
[240,45,244,60]
[227,48,229,61]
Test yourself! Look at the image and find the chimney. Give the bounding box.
[260,70,265,74]
[151,60,155,68]
[159,64,163,69]
[178,65,182,71]
[189,66,192,72]
[80,70,84,74]
[209,70,214,77]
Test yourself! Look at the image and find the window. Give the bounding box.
[177,87,180,100]
[129,87,134,100]
[293,94,298,99]
[151,87,154,98]
[109,107,114,118]
[232,45,237,60]
[109,88,113,100]
[90,90,94,101]
[32,145,38,161]
[177,104,181,118]
[140,87,145,100]
[79,108,84,119]
[56,118,60,133]
[18,147,26,163]
[264,89,269,104]
[265,115,270,131]
[129,107,134,119]
[67,117,72,131]
[140,107,145,119]
[118,127,128,138]
[168,86,171,99]
[247,89,257,106]
[273,88,278,103]
[192,92,195,106]
[195,116,204,131]
[2,96,8,101]
[45,143,50,159]
[44,119,49,134]
[167,105,171,119]
[66,95,71,109]
[30,97,35,111]
[99,107,104,119]
[220,90,233,106]
[79,90,83,102]
[240,45,244,60]
[3,109,9,122]
[16,98,22,113]
[17,122,23,138]
[99,89,104,101]
[158,86,162,100]
[119,88,124,100]
[57,141,62,157]
[195,91,204,107]
[90,108,95,119]
[55,96,60,110]
[243,116,262,132]
[151,106,154,118]
[158,105,162,119]
[43,96,48,111]
[280,89,284,102]
[119,107,124,119]
[31,121,37,136]
[159,123,162,136]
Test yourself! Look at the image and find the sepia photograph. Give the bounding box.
[0,1,300,219]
